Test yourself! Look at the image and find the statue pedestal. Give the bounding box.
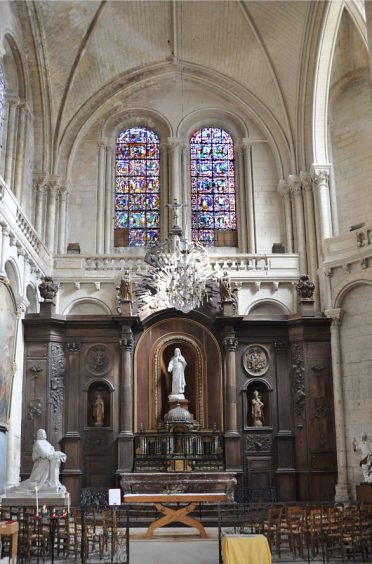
[356,483,372,501]
[1,486,69,507]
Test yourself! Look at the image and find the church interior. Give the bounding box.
[0,0,372,514]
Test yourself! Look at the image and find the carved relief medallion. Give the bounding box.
[246,433,272,452]
[242,345,269,376]
[86,345,110,376]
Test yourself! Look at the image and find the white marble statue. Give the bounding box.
[168,347,187,399]
[352,433,372,483]
[11,429,67,492]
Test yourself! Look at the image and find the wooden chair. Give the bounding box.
[324,506,345,562]
[265,506,284,558]
[286,505,306,559]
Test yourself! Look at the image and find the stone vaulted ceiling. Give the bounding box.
[17,0,321,168]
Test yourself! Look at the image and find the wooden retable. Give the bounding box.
[124,492,227,539]
[0,521,19,564]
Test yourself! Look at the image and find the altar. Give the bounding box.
[120,472,237,501]
[124,492,227,538]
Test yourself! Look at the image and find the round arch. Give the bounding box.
[56,62,292,181]
[64,297,112,315]
[246,298,290,316]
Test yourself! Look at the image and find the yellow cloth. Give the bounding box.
[222,534,272,564]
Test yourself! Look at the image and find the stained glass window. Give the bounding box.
[190,127,236,247]
[0,65,5,148]
[114,127,160,247]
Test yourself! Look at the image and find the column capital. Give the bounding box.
[300,170,312,192]
[223,337,238,352]
[66,341,81,353]
[120,337,134,353]
[311,164,331,185]
[33,172,49,191]
[5,94,20,106]
[325,307,343,326]
[278,179,290,197]
[288,174,302,195]
[47,175,60,194]
[167,136,185,151]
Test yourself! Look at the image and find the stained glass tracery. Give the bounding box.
[115,127,160,246]
[0,65,5,148]
[190,127,236,246]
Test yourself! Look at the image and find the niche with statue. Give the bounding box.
[244,381,271,430]
[87,381,111,428]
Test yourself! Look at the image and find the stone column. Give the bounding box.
[278,180,293,253]
[96,141,106,254]
[160,143,169,237]
[104,146,113,254]
[311,166,333,241]
[289,175,307,274]
[0,222,9,277]
[4,96,19,189]
[242,139,256,253]
[34,173,48,238]
[325,308,351,502]
[14,103,28,202]
[57,185,68,254]
[117,330,134,472]
[168,137,183,229]
[235,144,247,253]
[301,171,319,307]
[45,177,59,252]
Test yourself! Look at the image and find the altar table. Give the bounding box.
[222,534,271,564]
[0,521,19,564]
[124,492,227,539]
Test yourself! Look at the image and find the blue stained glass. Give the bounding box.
[116,178,130,193]
[213,161,228,175]
[130,160,146,176]
[146,161,159,175]
[129,212,146,228]
[146,211,159,227]
[145,194,160,209]
[196,162,212,176]
[190,127,236,246]
[130,145,146,158]
[214,195,230,211]
[116,161,130,175]
[116,145,131,159]
[129,229,146,247]
[116,194,129,210]
[115,127,160,246]
[115,211,129,228]
[146,178,160,193]
[129,178,146,193]
[146,230,159,244]
[129,194,146,210]
[213,145,228,159]
[198,195,213,210]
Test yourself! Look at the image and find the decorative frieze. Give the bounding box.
[50,343,65,436]
[291,343,306,417]
[245,432,272,452]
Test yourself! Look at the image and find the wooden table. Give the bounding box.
[222,534,272,564]
[0,521,19,564]
[124,492,227,539]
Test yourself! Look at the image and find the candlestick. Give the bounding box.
[35,485,39,514]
